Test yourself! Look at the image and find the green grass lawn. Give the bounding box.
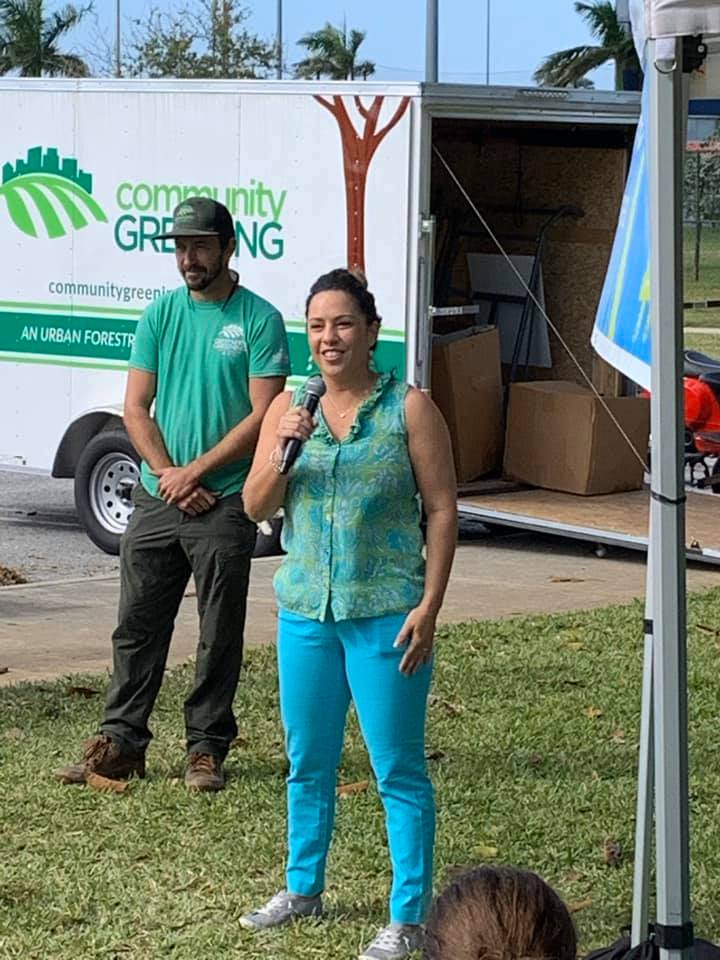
[4,592,720,958]
[684,226,720,301]
[684,329,720,356]
[684,307,720,329]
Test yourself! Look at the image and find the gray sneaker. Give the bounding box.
[359,924,424,960]
[239,889,323,930]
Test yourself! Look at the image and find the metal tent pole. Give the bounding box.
[426,0,438,83]
[631,562,655,948]
[115,0,121,78]
[647,34,692,960]
[485,0,491,85]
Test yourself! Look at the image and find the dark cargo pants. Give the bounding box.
[101,484,257,760]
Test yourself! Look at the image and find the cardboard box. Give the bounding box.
[503,381,650,495]
[431,326,504,482]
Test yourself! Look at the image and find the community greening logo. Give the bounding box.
[1,146,286,259]
[0,146,107,239]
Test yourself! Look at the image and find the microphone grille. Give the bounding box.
[305,375,326,398]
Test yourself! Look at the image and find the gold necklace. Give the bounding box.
[323,381,376,419]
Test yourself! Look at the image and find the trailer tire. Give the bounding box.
[74,430,140,555]
[75,431,286,558]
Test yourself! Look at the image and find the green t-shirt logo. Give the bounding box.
[213,323,247,357]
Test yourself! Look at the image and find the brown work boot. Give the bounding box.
[185,752,225,792]
[54,734,146,784]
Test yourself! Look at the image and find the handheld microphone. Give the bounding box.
[280,375,326,475]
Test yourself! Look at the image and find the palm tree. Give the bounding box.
[534,1,641,90]
[0,0,90,77]
[295,22,375,81]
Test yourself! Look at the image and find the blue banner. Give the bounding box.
[592,85,651,390]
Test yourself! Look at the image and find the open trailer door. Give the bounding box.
[419,84,720,565]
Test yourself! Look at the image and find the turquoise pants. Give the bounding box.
[277,608,435,924]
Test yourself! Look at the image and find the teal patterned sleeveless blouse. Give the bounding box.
[273,372,426,622]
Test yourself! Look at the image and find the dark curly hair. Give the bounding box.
[305,268,382,331]
[423,866,577,960]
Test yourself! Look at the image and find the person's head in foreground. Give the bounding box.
[422,865,577,960]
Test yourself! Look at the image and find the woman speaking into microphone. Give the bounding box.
[241,268,457,960]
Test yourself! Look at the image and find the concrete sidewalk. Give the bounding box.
[1,535,719,686]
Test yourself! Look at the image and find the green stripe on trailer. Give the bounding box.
[286,330,405,378]
[0,309,136,363]
[0,308,406,377]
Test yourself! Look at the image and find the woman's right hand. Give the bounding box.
[276,405,317,451]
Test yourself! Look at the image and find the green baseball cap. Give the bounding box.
[158,197,235,241]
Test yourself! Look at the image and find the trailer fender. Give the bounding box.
[51,407,125,478]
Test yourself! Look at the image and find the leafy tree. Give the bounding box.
[684,135,720,282]
[127,0,274,79]
[0,0,90,77]
[533,1,641,90]
[296,22,375,81]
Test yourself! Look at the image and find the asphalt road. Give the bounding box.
[0,467,507,584]
[0,468,121,582]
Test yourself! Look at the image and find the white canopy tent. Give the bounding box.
[630,6,720,960]
[631,0,720,45]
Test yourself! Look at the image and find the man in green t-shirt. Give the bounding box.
[56,198,291,792]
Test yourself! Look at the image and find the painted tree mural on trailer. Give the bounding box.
[314,94,410,273]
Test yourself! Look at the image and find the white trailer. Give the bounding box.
[2,78,717,557]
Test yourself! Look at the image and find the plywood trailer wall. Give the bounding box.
[431,120,631,391]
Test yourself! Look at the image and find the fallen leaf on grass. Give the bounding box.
[229,736,249,749]
[173,877,200,893]
[4,727,23,740]
[566,642,584,652]
[86,772,130,794]
[65,685,100,699]
[696,623,720,636]
[584,706,603,719]
[528,752,544,766]
[549,576,586,584]
[425,750,446,761]
[0,564,27,586]
[475,844,499,859]
[603,838,623,866]
[568,897,593,913]
[564,871,583,883]
[611,729,626,744]
[337,780,369,799]
[428,696,464,716]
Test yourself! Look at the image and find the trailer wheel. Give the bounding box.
[75,430,140,555]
